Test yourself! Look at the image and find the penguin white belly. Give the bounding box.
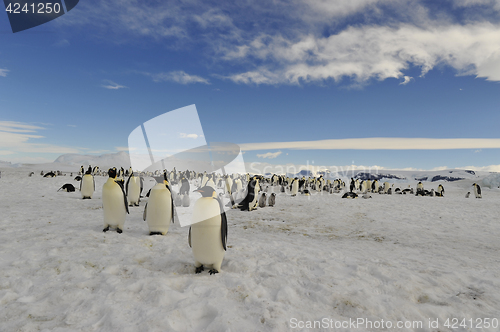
[291,181,299,196]
[103,182,126,229]
[191,199,224,269]
[146,188,172,234]
[81,175,94,199]
[127,177,141,205]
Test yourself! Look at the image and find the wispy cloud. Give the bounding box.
[101,80,127,90]
[145,71,210,85]
[256,151,282,159]
[400,76,413,85]
[0,68,9,77]
[179,133,204,139]
[224,23,500,85]
[0,121,81,157]
[55,1,500,86]
[241,138,500,151]
[53,39,70,47]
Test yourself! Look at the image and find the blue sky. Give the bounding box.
[1,0,500,171]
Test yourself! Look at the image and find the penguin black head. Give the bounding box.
[194,186,216,198]
[108,168,117,178]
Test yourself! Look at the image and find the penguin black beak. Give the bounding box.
[193,188,203,193]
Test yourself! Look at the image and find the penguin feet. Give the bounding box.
[117,228,123,234]
[149,232,162,236]
[134,203,139,207]
[103,226,110,232]
[208,269,219,275]
[195,266,204,274]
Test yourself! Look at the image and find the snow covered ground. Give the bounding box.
[1,167,499,332]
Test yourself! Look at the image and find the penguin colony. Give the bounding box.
[40,164,486,274]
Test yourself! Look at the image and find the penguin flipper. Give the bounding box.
[143,202,147,221]
[221,211,227,251]
[125,175,131,196]
[188,227,191,248]
[117,181,129,214]
[171,195,175,223]
[477,186,481,195]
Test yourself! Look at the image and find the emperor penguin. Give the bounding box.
[189,186,227,275]
[239,177,259,211]
[416,182,424,196]
[179,176,190,195]
[102,168,129,233]
[268,193,276,207]
[437,184,445,197]
[206,175,217,191]
[465,191,470,198]
[81,166,95,199]
[58,183,76,192]
[258,192,267,208]
[383,182,390,194]
[126,172,141,206]
[143,182,174,235]
[472,183,482,198]
[291,177,299,197]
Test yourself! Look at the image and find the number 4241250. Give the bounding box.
[5,2,62,14]
[444,318,498,329]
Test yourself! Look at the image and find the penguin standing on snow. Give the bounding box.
[258,192,267,208]
[268,193,276,207]
[126,172,141,206]
[102,168,129,233]
[189,186,227,275]
[290,177,299,196]
[472,183,482,198]
[239,177,259,211]
[143,179,174,235]
[437,184,445,197]
[81,166,95,199]
[179,176,190,195]
[465,192,470,198]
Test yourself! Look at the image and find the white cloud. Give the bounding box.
[224,22,500,84]
[0,121,81,157]
[179,133,203,139]
[0,68,9,77]
[240,137,500,151]
[102,80,127,90]
[400,76,413,85]
[147,71,210,85]
[256,151,282,159]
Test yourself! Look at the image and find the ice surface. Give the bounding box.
[0,167,499,331]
